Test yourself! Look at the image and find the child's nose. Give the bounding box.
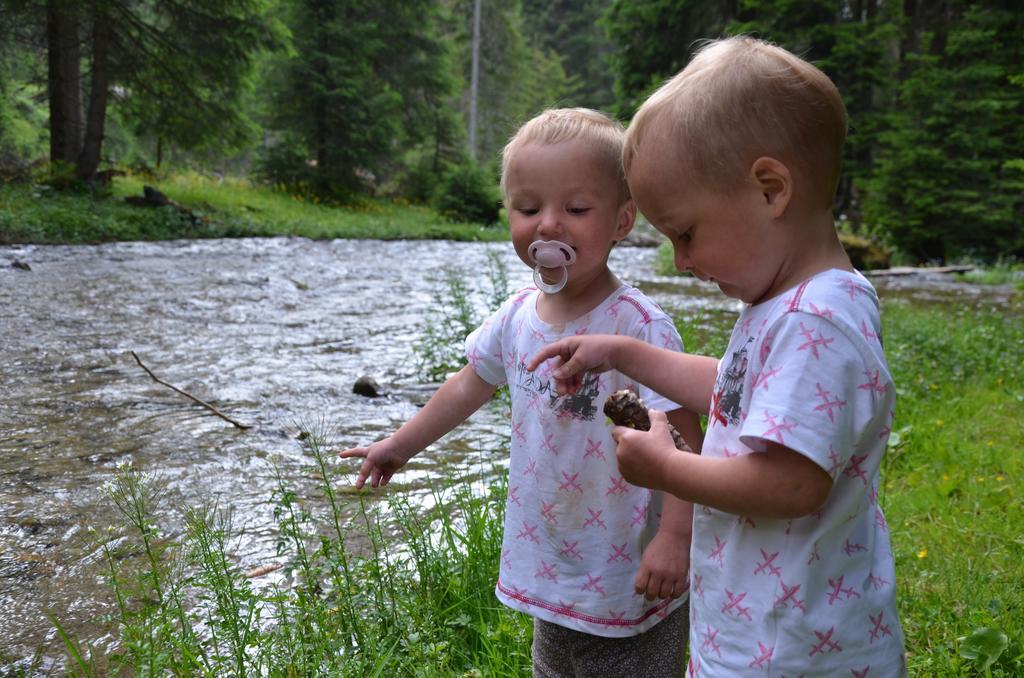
[536,208,562,236]
[674,247,693,272]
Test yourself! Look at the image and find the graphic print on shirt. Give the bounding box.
[549,371,601,421]
[712,338,750,426]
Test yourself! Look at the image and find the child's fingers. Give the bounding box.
[338,447,368,459]
[525,341,566,371]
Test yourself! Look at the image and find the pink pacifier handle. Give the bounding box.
[529,240,576,268]
[528,240,576,293]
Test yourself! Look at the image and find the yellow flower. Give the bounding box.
[917,549,928,559]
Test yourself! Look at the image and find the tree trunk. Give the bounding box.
[46,0,82,166]
[468,0,481,160]
[77,9,112,182]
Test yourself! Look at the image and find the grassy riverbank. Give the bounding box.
[0,173,508,244]
[34,295,1023,676]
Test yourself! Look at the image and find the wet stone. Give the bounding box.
[352,375,384,398]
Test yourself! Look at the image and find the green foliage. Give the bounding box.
[432,158,502,226]
[605,0,733,117]
[414,249,509,382]
[115,0,288,160]
[263,0,460,199]
[54,424,532,675]
[522,0,617,110]
[0,173,512,244]
[451,0,574,164]
[864,4,1024,263]
[881,300,1024,676]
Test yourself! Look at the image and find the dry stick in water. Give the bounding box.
[130,350,252,430]
[603,389,692,452]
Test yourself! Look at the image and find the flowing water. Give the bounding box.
[0,237,1015,669]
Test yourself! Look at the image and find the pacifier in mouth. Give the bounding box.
[528,240,576,294]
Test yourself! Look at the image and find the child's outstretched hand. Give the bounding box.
[526,335,623,395]
[611,409,679,491]
[338,437,410,489]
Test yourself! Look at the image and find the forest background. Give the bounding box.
[0,0,1022,265]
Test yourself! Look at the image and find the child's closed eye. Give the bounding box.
[567,206,591,215]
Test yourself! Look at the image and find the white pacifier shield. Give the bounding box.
[528,240,576,294]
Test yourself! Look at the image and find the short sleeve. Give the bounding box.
[465,309,508,387]
[738,312,874,476]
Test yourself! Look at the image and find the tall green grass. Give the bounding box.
[53,421,530,676]
[0,172,509,244]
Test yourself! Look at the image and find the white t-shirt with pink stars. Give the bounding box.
[466,283,688,637]
[689,269,905,676]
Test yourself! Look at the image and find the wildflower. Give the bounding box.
[917,549,928,559]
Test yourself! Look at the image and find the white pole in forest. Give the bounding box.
[469,0,481,160]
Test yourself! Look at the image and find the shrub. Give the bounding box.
[432,159,501,226]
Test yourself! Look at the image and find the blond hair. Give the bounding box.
[500,108,630,204]
[624,36,848,208]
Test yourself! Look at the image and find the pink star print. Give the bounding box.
[511,420,526,443]
[523,459,537,477]
[774,581,806,613]
[749,641,774,669]
[839,277,865,300]
[535,560,558,583]
[584,438,605,461]
[709,536,727,567]
[762,410,798,443]
[843,453,869,485]
[607,542,633,564]
[583,507,607,530]
[843,539,868,556]
[754,548,782,577]
[808,626,843,656]
[858,369,889,397]
[631,503,648,527]
[559,471,583,493]
[560,540,583,560]
[827,575,862,604]
[809,301,834,319]
[702,625,723,657]
[860,319,878,342]
[814,382,847,422]
[540,500,558,525]
[796,322,834,359]
[721,589,752,621]
[516,521,540,544]
[752,365,782,391]
[868,569,892,594]
[869,610,894,643]
[606,475,629,496]
[581,572,606,596]
[826,445,844,476]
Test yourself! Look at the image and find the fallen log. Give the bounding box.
[861,265,974,278]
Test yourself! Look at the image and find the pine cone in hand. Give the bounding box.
[603,389,692,452]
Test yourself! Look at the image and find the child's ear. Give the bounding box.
[750,157,792,218]
[614,199,637,240]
